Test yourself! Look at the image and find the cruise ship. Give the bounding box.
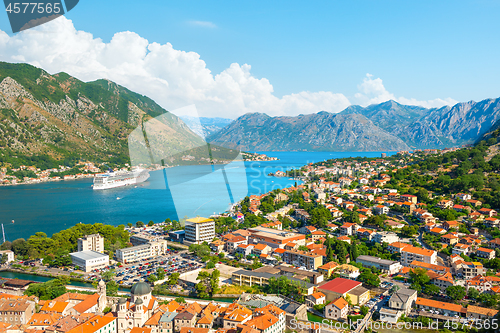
[92,168,150,190]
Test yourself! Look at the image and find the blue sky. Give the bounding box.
[1,0,499,118]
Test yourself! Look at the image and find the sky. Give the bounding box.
[0,0,499,118]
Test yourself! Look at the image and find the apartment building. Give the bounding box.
[282,249,323,270]
[116,244,152,264]
[77,234,104,253]
[356,255,402,275]
[0,299,35,325]
[130,233,168,256]
[247,226,305,249]
[184,217,215,245]
[400,245,437,266]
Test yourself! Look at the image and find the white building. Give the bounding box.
[184,217,215,245]
[116,244,152,264]
[372,231,399,244]
[356,255,402,275]
[77,234,104,253]
[0,250,15,263]
[70,250,109,272]
[400,246,437,266]
[130,233,168,256]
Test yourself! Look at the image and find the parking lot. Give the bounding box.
[110,252,203,287]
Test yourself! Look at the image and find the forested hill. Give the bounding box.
[0,61,204,169]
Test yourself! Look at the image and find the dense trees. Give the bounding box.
[2,223,129,265]
[24,276,69,300]
[195,270,220,298]
[265,276,306,303]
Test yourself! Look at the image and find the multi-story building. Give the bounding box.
[282,249,323,270]
[247,226,305,249]
[324,297,349,320]
[400,246,437,266]
[356,255,402,275]
[0,298,35,325]
[116,244,152,264]
[77,234,104,253]
[372,231,399,244]
[131,233,168,256]
[184,217,215,245]
[70,251,109,272]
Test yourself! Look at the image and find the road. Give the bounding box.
[353,291,389,333]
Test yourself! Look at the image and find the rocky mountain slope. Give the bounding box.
[207,112,410,151]
[0,62,204,165]
[209,97,500,151]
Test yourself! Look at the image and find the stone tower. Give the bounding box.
[97,279,107,312]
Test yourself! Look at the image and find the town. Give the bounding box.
[0,144,499,333]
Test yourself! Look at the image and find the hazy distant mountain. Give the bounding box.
[207,112,410,151]
[0,62,204,162]
[209,97,500,151]
[179,116,233,137]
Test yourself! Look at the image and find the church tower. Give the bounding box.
[97,279,107,312]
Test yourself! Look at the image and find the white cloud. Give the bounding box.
[0,17,457,120]
[354,73,457,108]
[188,20,217,28]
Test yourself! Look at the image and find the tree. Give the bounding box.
[1,254,8,265]
[174,297,185,303]
[423,284,440,296]
[148,274,158,284]
[168,272,180,285]
[298,245,309,252]
[157,267,166,280]
[358,270,380,287]
[446,286,466,301]
[350,242,358,261]
[101,270,115,282]
[127,223,133,228]
[148,221,154,226]
[467,287,479,300]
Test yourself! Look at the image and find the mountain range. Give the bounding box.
[2,60,500,160]
[208,98,500,151]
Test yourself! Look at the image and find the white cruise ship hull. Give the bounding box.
[93,169,150,190]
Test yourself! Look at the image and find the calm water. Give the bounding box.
[0,151,392,240]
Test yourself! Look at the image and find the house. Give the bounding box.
[340,223,357,236]
[476,247,495,260]
[222,304,252,329]
[456,193,472,201]
[443,220,459,230]
[335,264,360,279]
[466,305,498,320]
[300,226,317,235]
[484,217,500,228]
[306,292,326,307]
[324,297,349,320]
[440,233,459,245]
[415,298,466,317]
[478,208,497,217]
[373,205,389,215]
[401,194,418,204]
[388,288,417,315]
[311,230,326,241]
[438,199,453,209]
[356,228,375,241]
[429,227,446,235]
[318,278,369,305]
[466,199,482,207]
[489,238,500,249]
[252,244,271,257]
[372,231,399,244]
[210,240,225,253]
[318,261,339,278]
[388,242,410,254]
[236,244,254,257]
[452,243,470,256]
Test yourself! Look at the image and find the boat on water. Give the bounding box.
[92,168,150,190]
